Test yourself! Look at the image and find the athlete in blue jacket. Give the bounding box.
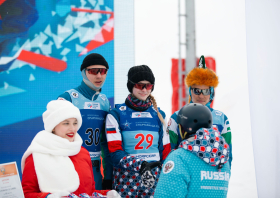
[105,65,171,198]
[58,53,113,190]
[168,55,232,167]
[154,103,231,198]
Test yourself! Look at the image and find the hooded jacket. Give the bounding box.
[154,126,231,198]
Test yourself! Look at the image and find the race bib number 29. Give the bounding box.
[134,133,154,150]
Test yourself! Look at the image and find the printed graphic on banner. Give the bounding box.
[0,0,114,175]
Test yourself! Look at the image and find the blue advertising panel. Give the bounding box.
[0,0,114,175]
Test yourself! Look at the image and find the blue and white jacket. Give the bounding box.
[58,80,112,180]
[105,103,171,197]
[154,126,231,198]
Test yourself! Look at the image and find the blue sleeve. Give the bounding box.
[221,114,232,169]
[154,151,190,197]
[229,144,232,168]
[100,121,113,180]
[158,110,166,162]
[57,92,72,102]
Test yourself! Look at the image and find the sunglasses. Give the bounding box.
[191,88,211,96]
[134,83,154,90]
[86,68,108,75]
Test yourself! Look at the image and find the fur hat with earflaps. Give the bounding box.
[185,55,219,104]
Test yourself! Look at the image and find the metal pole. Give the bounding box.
[178,0,182,109]
[185,0,196,104]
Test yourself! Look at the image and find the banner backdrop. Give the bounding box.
[245,0,280,197]
[0,0,114,175]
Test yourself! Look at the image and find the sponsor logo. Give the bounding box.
[215,111,222,116]
[122,120,132,129]
[89,152,101,158]
[201,186,228,191]
[163,161,175,174]
[132,112,152,118]
[201,171,230,181]
[100,94,106,101]
[119,106,126,111]
[178,114,188,120]
[71,92,79,98]
[135,123,159,128]
[57,97,66,101]
[84,102,100,110]
[133,154,157,159]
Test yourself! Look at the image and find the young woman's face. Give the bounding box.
[85,65,107,88]
[52,118,78,142]
[191,84,211,106]
[132,80,152,101]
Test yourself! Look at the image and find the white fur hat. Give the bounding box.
[43,100,82,132]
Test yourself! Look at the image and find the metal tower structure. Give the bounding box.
[178,0,196,108]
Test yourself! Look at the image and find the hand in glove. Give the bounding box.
[107,190,121,198]
[102,179,113,190]
[140,161,161,188]
[46,191,70,198]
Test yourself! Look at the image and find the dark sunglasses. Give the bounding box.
[191,88,211,96]
[86,68,108,75]
[129,80,154,90]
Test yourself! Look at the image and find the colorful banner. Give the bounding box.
[0,0,114,175]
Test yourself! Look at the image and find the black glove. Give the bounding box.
[140,161,161,188]
[102,179,113,190]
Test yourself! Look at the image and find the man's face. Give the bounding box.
[190,84,211,106]
[85,65,107,88]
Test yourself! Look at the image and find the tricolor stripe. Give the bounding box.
[107,128,117,134]
[106,114,124,153]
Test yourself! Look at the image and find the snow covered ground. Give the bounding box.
[134,1,258,197]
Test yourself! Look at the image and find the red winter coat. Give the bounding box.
[21,146,109,198]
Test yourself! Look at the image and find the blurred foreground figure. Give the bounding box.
[154,103,231,198]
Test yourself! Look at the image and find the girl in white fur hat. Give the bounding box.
[21,100,120,198]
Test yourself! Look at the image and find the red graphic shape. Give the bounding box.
[71,8,113,15]
[71,8,114,56]
[0,0,6,19]
[0,0,6,6]
[17,50,67,72]
[79,15,114,56]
